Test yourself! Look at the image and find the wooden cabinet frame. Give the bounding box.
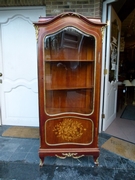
[34,12,105,166]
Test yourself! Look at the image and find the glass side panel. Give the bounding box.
[44,27,95,115]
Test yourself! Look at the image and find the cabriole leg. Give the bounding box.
[94,156,99,166]
[39,157,44,167]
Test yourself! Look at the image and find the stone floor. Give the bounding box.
[0,125,135,180]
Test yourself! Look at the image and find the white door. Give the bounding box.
[0,7,45,127]
[102,5,121,131]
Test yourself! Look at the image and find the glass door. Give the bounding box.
[44,27,95,115]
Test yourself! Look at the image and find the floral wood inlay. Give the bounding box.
[53,118,86,141]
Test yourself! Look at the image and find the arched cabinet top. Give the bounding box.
[34,12,106,42]
[34,12,106,27]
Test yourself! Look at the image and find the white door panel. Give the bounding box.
[103,81,117,130]
[4,86,38,126]
[2,15,37,81]
[0,7,45,126]
[102,6,121,131]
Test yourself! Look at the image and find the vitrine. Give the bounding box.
[34,12,105,166]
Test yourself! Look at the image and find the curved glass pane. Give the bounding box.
[44,27,95,115]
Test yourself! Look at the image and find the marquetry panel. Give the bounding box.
[45,117,94,146]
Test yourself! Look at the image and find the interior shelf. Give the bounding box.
[45,88,94,115]
[45,59,95,62]
[45,86,94,90]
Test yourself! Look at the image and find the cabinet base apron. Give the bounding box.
[39,147,99,166]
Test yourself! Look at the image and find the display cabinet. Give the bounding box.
[34,12,105,166]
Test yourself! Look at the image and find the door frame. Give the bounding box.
[99,0,119,132]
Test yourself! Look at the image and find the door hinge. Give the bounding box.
[102,114,105,119]
[104,69,108,75]
[107,20,110,26]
